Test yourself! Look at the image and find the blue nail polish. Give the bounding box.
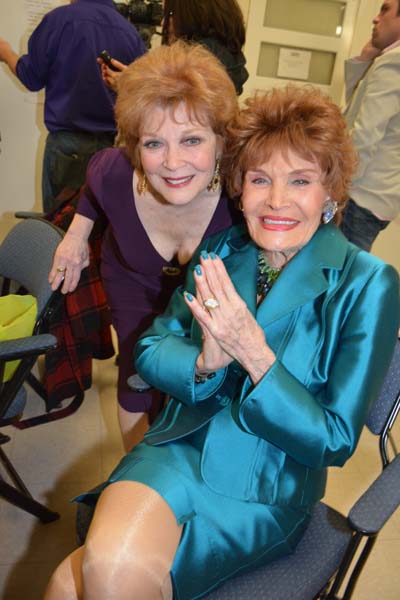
[209,252,217,260]
[185,292,193,302]
[195,265,202,276]
[200,250,209,260]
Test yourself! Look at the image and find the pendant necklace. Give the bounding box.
[257,250,282,298]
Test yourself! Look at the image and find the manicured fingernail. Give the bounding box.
[200,251,209,260]
[209,252,217,260]
[195,265,202,276]
[185,292,193,302]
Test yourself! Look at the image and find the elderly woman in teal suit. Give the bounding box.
[45,87,400,600]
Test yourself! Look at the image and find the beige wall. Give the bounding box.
[349,0,380,56]
[237,0,250,23]
[371,219,400,271]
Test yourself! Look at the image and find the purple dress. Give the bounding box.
[77,147,240,415]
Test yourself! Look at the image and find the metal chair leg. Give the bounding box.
[0,447,59,523]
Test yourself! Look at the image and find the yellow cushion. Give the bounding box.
[0,295,37,382]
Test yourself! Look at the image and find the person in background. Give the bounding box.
[101,0,249,95]
[162,0,248,95]
[0,0,146,212]
[44,86,399,600]
[48,41,240,452]
[340,0,400,251]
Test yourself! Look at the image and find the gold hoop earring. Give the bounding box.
[207,158,221,192]
[137,173,148,195]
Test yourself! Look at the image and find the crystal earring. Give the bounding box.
[322,198,338,224]
[137,173,148,195]
[207,158,221,192]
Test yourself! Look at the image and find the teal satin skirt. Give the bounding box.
[76,435,311,599]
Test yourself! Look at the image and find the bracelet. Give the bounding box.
[194,371,217,384]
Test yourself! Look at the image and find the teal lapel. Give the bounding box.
[223,236,258,317]
[257,224,348,327]
[224,224,349,328]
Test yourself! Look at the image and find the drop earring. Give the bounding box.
[137,173,148,195]
[207,158,221,192]
[322,198,338,224]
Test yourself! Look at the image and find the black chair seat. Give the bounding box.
[204,503,351,600]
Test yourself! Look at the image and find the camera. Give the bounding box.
[113,1,163,48]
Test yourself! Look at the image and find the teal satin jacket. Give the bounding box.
[135,223,400,508]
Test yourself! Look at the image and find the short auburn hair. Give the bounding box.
[115,40,238,174]
[224,86,358,221]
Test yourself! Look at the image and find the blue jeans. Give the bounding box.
[340,199,390,252]
[42,130,115,213]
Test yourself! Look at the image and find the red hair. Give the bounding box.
[115,40,238,173]
[224,86,358,220]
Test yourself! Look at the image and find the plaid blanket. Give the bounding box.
[43,189,115,409]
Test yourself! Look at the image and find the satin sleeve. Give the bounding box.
[236,261,400,470]
[134,235,233,404]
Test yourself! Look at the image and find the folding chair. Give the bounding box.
[0,218,65,522]
[205,339,400,599]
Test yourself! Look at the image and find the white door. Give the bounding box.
[242,0,359,104]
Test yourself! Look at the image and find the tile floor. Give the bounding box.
[0,352,399,600]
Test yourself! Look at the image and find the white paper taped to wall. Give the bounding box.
[22,1,66,103]
[277,47,312,81]
[24,0,63,34]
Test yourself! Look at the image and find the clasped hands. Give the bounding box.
[184,251,276,385]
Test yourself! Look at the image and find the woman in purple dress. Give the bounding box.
[48,41,240,451]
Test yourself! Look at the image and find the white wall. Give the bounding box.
[0,0,66,239]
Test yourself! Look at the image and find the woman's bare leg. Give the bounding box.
[45,481,182,600]
[84,481,181,599]
[44,547,84,600]
[118,406,149,452]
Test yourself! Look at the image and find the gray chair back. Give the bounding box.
[0,218,63,316]
[366,339,400,435]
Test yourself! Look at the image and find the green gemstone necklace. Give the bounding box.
[257,250,281,298]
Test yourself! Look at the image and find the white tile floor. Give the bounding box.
[0,353,399,600]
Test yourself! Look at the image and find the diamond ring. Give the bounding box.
[203,297,220,310]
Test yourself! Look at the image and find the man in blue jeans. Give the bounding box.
[341,0,400,251]
[0,0,146,212]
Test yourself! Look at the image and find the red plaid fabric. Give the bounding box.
[43,189,115,409]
